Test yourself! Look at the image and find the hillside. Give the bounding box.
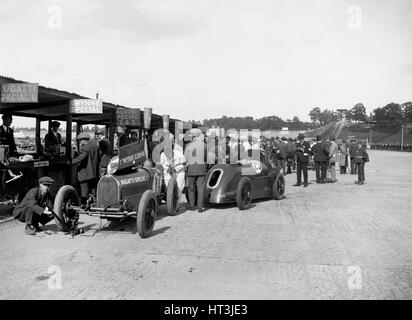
[305,122,412,144]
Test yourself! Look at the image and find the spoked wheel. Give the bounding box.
[136,190,158,238]
[166,177,180,216]
[273,174,285,200]
[236,177,252,210]
[53,186,80,232]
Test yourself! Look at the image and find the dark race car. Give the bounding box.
[203,158,286,210]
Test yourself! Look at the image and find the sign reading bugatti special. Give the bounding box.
[118,141,146,171]
[1,83,38,103]
[116,107,141,127]
[70,99,103,114]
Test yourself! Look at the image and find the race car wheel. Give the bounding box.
[236,177,252,210]
[54,185,80,232]
[166,177,180,216]
[272,174,285,200]
[137,190,158,239]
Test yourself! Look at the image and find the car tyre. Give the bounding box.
[166,177,180,216]
[53,185,80,232]
[236,177,252,210]
[136,190,157,238]
[272,174,285,200]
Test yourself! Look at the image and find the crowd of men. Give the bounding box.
[257,134,370,187]
[1,112,372,235]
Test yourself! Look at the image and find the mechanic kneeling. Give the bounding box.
[13,177,55,236]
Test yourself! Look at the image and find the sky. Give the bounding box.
[1,0,411,128]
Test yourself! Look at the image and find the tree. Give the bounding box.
[373,107,386,125]
[382,103,402,125]
[401,102,412,123]
[349,103,367,123]
[309,107,322,124]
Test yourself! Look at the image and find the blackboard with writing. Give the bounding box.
[116,107,141,127]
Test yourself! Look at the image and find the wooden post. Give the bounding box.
[66,118,73,162]
[35,117,42,156]
[109,111,116,155]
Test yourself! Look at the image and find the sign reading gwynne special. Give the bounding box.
[1,83,38,103]
[70,99,103,114]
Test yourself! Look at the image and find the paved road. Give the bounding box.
[0,150,411,299]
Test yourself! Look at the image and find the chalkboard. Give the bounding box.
[116,107,141,127]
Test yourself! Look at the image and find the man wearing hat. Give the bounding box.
[45,121,62,156]
[293,133,312,187]
[72,132,100,204]
[312,135,329,183]
[185,132,208,213]
[13,177,56,235]
[95,129,112,177]
[277,137,288,175]
[0,113,17,156]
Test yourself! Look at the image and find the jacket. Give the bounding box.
[277,141,287,159]
[295,141,312,163]
[328,141,339,163]
[13,188,52,221]
[286,141,296,157]
[312,142,329,162]
[0,125,17,156]
[72,140,100,182]
[338,144,348,167]
[354,146,369,163]
[45,131,62,153]
[185,139,208,176]
[349,142,357,158]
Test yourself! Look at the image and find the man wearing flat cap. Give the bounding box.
[72,132,100,204]
[95,128,112,177]
[45,121,62,156]
[13,177,56,235]
[294,133,312,187]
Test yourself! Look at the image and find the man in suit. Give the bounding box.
[286,138,296,174]
[327,136,338,183]
[44,121,62,156]
[293,133,312,187]
[185,133,208,212]
[0,113,17,156]
[354,141,370,185]
[349,139,358,175]
[72,133,100,204]
[95,129,112,177]
[277,137,288,175]
[13,176,55,235]
[312,135,329,183]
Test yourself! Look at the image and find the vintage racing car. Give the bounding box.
[53,142,180,239]
[203,158,286,210]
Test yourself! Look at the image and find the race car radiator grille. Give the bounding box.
[97,176,120,208]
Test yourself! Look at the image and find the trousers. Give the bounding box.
[315,161,327,182]
[164,171,185,203]
[296,161,308,184]
[350,158,358,174]
[188,175,205,209]
[17,207,53,227]
[357,162,365,182]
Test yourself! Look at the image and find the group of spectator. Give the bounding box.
[370,143,412,152]
[258,134,370,187]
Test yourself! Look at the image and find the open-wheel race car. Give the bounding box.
[52,142,180,239]
[203,158,286,210]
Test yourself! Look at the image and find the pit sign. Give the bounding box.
[70,99,103,114]
[1,83,38,103]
